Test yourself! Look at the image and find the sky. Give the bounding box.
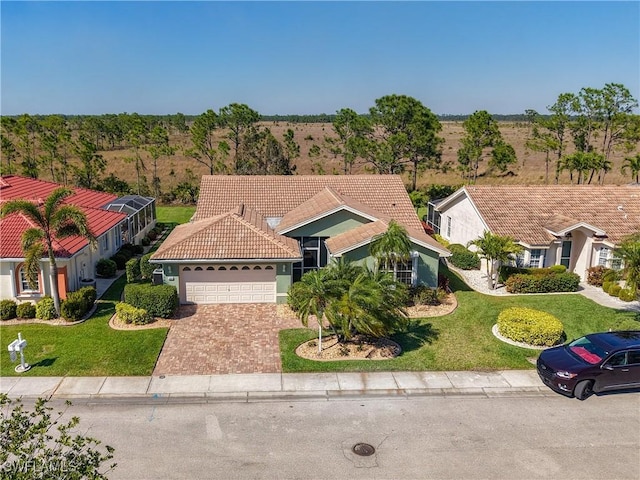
[1,1,638,116]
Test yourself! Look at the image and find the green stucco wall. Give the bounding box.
[284,210,369,237]
[341,242,439,288]
[276,262,292,304]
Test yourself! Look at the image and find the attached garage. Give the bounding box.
[180,265,276,304]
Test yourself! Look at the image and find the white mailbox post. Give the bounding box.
[7,332,30,373]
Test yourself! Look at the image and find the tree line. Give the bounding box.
[1,84,638,206]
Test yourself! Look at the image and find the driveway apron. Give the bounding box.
[153,304,301,375]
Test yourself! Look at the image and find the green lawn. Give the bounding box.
[156,206,196,225]
[0,277,168,377]
[280,268,638,373]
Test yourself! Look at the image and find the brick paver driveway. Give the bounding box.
[153,304,301,375]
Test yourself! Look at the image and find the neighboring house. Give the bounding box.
[151,175,449,305]
[104,195,157,245]
[432,185,640,280]
[0,175,155,303]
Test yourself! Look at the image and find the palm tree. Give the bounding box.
[467,231,523,289]
[288,268,337,353]
[369,220,412,281]
[614,233,640,296]
[621,154,640,183]
[0,187,96,316]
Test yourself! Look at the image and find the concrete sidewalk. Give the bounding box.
[0,370,551,402]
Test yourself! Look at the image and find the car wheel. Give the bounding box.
[574,380,594,400]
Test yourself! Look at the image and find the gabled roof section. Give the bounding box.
[326,219,450,257]
[276,186,385,234]
[543,214,605,237]
[0,175,117,209]
[151,205,301,261]
[444,185,640,245]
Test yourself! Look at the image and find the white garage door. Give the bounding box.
[180,265,276,304]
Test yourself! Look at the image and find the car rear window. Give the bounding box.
[568,337,607,365]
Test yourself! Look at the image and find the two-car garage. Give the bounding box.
[180,264,276,304]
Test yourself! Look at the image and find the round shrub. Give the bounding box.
[133,244,144,255]
[77,286,97,306]
[497,307,564,347]
[16,302,36,319]
[116,302,153,325]
[124,283,178,318]
[141,236,151,246]
[96,258,117,278]
[549,264,567,273]
[618,288,637,302]
[36,297,57,320]
[118,248,133,261]
[0,299,17,320]
[602,281,613,294]
[110,253,127,270]
[608,284,622,297]
[147,230,157,241]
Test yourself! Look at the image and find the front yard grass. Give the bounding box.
[0,277,168,377]
[280,269,638,373]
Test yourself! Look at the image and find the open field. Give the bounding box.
[89,121,636,196]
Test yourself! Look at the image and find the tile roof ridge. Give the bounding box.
[234,206,300,256]
[152,213,232,257]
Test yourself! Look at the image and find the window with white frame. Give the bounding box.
[446,216,452,238]
[598,247,623,270]
[529,249,543,268]
[393,260,414,285]
[18,266,40,293]
[102,233,109,253]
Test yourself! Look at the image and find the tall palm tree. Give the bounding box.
[369,220,412,281]
[614,234,640,295]
[468,231,523,289]
[621,154,640,183]
[0,187,96,316]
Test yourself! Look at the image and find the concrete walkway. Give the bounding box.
[0,370,550,402]
[578,282,640,311]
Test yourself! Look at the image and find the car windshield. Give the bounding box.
[568,336,608,365]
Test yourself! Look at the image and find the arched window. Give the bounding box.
[218,266,227,271]
[230,266,238,270]
[16,264,41,294]
[183,267,191,271]
[195,266,203,271]
[241,266,250,270]
[253,266,262,270]
[265,266,274,270]
[206,266,215,271]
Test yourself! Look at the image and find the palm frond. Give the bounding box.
[0,199,44,226]
[21,228,45,252]
[44,187,74,221]
[24,243,45,289]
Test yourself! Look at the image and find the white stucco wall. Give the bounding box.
[438,194,487,246]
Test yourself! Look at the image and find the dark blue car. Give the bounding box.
[537,331,640,400]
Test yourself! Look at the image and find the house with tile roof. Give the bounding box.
[433,185,640,280]
[151,175,450,305]
[0,175,156,303]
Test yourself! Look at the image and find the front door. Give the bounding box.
[560,240,572,269]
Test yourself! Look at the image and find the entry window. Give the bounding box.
[381,257,416,286]
[292,236,329,282]
[560,241,572,268]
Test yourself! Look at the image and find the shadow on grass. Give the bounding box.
[31,357,57,368]
[440,264,472,292]
[393,320,439,352]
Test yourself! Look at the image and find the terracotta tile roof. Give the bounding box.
[0,207,126,258]
[276,186,389,233]
[194,175,446,254]
[0,175,127,259]
[326,219,450,256]
[462,185,640,245]
[151,205,301,261]
[0,175,117,209]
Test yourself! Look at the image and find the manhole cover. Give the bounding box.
[352,443,375,456]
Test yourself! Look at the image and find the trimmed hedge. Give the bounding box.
[499,265,567,284]
[36,297,57,320]
[505,272,580,293]
[60,287,96,322]
[448,244,480,270]
[125,257,141,283]
[497,307,564,347]
[618,288,637,302]
[16,302,36,319]
[96,258,117,278]
[0,300,17,320]
[140,253,156,280]
[608,284,622,297]
[124,283,178,318]
[116,302,153,325]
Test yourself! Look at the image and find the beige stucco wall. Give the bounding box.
[439,195,486,247]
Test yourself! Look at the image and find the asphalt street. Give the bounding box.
[48,392,640,480]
